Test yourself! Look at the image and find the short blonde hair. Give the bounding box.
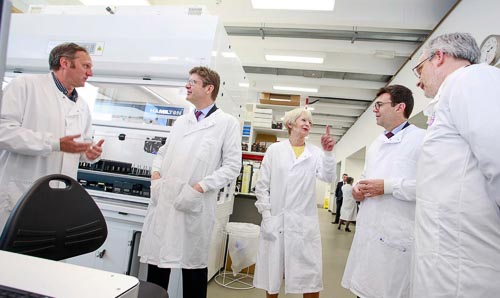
[283,108,313,134]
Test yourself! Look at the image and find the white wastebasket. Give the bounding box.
[214,222,260,289]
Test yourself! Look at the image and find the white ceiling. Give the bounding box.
[12,0,460,141]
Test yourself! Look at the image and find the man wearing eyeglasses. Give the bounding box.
[138,66,242,298]
[341,85,425,298]
[411,33,500,298]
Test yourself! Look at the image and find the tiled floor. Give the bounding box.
[207,208,356,297]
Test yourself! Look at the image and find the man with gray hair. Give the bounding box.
[0,42,104,230]
[412,32,500,297]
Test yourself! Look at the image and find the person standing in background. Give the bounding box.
[139,66,241,298]
[0,42,104,231]
[411,32,500,298]
[253,108,336,298]
[341,85,425,298]
[338,177,356,232]
[332,173,348,224]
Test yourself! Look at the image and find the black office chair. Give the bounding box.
[0,174,107,259]
[0,174,167,298]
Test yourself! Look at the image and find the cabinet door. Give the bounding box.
[93,220,135,274]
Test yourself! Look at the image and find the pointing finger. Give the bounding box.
[95,139,105,147]
[326,125,330,136]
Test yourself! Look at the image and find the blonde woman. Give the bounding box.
[254,108,336,297]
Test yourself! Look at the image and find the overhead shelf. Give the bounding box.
[253,127,288,138]
[242,151,265,161]
[254,103,297,111]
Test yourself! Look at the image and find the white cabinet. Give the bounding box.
[66,216,141,275]
[242,103,295,154]
[95,220,138,274]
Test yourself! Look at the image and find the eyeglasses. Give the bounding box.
[187,79,201,86]
[412,52,435,78]
[374,101,393,110]
[187,78,212,86]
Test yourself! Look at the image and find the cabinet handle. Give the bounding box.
[96,249,106,258]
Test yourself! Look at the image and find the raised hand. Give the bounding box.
[320,125,335,151]
[60,134,91,153]
[85,139,105,160]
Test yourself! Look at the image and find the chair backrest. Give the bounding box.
[0,174,107,261]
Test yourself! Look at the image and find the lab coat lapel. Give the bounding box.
[385,132,403,144]
[183,110,218,136]
[291,142,312,168]
[384,124,412,144]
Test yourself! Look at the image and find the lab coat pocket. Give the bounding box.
[260,216,281,241]
[302,215,321,241]
[0,180,31,228]
[65,113,83,138]
[173,183,203,214]
[4,180,31,211]
[379,215,413,253]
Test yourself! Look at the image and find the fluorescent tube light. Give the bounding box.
[239,83,250,88]
[270,98,292,102]
[265,54,324,64]
[141,86,171,105]
[80,0,150,5]
[252,0,334,11]
[273,86,318,93]
[374,50,395,59]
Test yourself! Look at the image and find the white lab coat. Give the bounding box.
[412,64,500,298]
[342,124,425,298]
[0,74,93,230]
[340,184,357,221]
[138,109,241,268]
[253,141,336,294]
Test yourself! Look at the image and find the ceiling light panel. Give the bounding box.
[273,86,318,93]
[251,0,334,11]
[265,54,324,64]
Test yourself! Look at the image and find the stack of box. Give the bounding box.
[241,163,253,193]
[253,108,273,128]
[242,124,251,137]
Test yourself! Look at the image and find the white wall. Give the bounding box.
[334,0,500,164]
[346,158,365,183]
[316,180,329,207]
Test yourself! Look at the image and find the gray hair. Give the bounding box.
[49,42,89,71]
[423,32,480,64]
[283,108,312,134]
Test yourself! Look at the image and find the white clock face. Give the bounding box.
[480,36,499,65]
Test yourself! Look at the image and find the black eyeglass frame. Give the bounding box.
[412,52,436,79]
